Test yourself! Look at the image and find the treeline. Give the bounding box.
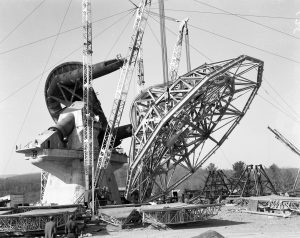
[0,173,40,204]
[176,161,300,194]
[266,164,298,193]
[0,162,298,205]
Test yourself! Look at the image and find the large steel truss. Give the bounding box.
[125,55,263,202]
[0,206,81,233]
[140,203,221,224]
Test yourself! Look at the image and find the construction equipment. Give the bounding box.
[137,47,145,90]
[82,0,93,194]
[268,126,300,193]
[126,55,264,202]
[169,18,189,82]
[82,0,97,215]
[94,0,152,188]
[230,164,277,197]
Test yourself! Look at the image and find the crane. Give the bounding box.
[94,0,152,188]
[82,0,96,214]
[268,126,300,193]
[168,18,189,82]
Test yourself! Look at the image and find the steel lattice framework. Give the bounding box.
[230,164,277,197]
[202,169,231,200]
[82,0,93,191]
[125,55,263,202]
[141,204,221,224]
[0,206,82,233]
[40,170,49,203]
[168,18,188,82]
[94,0,152,187]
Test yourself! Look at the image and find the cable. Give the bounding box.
[2,0,73,173]
[161,8,299,20]
[0,9,134,56]
[149,14,212,62]
[0,10,134,105]
[149,11,179,22]
[105,9,135,59]
[150,6,300,63]
[0,0,47,44]
[257,94,300,126]
[263,78,300,118]
[147,19,161,46]
[189,24,300,64]
[261,86,300,122]
[220,148,233,168]
[193,0,300,41]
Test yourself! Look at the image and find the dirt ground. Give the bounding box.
[89,205,300,238]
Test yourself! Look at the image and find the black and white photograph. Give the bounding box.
[0,0,300,237]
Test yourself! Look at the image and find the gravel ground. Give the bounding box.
[85,205,300,238]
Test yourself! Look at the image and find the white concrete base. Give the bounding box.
[42,173,85,205]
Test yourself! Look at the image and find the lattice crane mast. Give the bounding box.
[82,0,93,192]
[94,0,152,187]
[268,126,300,192]
[169,18,189,82]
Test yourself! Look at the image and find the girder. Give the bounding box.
[125,55,263,202]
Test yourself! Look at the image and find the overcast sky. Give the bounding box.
[0,0,300,175]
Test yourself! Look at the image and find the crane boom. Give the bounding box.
[268,126,300,157]
[168,18,189,82]
[82,0,93,193]
[268,126,300,192]
[94,0,151,187]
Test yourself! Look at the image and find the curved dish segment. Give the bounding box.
[126,55,264,202]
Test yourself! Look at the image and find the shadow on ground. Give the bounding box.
[169,219,248,230]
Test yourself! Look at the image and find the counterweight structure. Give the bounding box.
[16,59,130,205]
[126,55,264,202]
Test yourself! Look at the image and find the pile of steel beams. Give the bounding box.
[241,195,300,214]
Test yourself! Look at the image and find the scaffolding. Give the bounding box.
[230,164,277,197]
[202,170,231,200]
